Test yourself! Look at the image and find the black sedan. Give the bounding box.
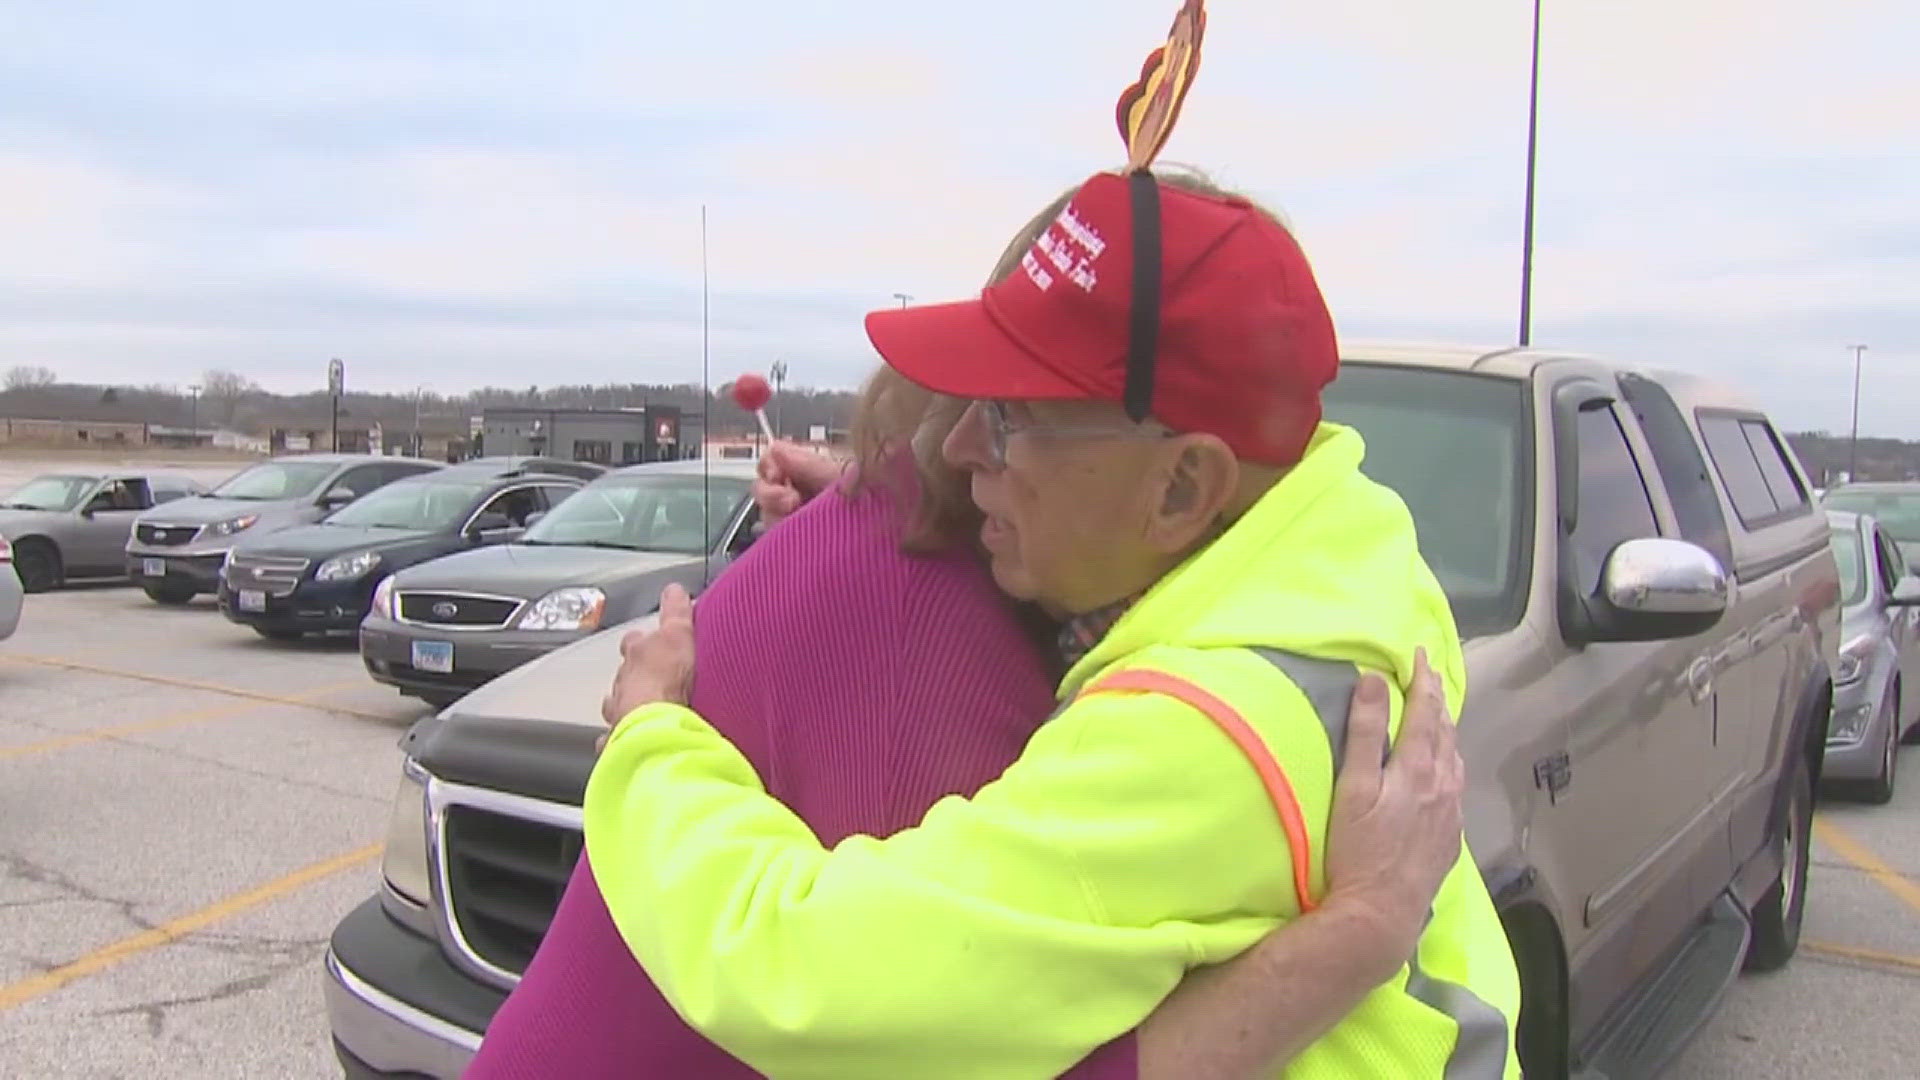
[218,463,586,641]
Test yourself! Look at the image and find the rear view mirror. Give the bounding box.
[1583,538,1730,644]
[1892,577,1920,607]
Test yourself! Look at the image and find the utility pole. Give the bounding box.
[328,358,345,452]
[412,386,425,457]
[1848,344,1868,482]
[187,384,201,445]
[892,292,913,309]
[769,360,789,438]
[1518,0,1543,346]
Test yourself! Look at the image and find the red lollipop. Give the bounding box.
[731,372,775,442]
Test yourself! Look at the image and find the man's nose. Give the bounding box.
[942,400,992,470]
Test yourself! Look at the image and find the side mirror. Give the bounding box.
[1579,537,1730,644]
[1891,576,1920,607]
[320,489,357,510]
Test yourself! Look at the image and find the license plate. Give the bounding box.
[238,590,267,613]
[412,640,454,674]
[142,558,166,578]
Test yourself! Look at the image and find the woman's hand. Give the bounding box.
[752,441,843,530]
[600,584,697,740]
[1320,650,1466,974]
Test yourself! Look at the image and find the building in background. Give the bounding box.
[0,417,147,447]
[478,406,687,465]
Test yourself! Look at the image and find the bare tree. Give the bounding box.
[201,368,258,424]
[4,365,57,390]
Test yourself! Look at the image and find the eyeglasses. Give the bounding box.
[976,400,1172,469]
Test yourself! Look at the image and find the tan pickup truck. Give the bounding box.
[325,344,1840,1080]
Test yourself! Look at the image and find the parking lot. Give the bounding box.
[4,459,1920,1077]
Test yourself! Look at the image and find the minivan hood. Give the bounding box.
[139,495,298,526]
[446,612,653,730]
[390,543,701,598]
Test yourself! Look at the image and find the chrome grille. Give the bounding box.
[224,553,310,596]
[398,592,521,628]
[441,804,580,976]
[135,523,200,547]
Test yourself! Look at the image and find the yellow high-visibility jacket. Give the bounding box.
[585,422,1523,1078]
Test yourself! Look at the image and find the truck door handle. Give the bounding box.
[1686,657,1713,703]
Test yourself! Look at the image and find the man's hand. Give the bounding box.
[599,585,697,745]
[1320,649,1466,974]
[752,441,842,530]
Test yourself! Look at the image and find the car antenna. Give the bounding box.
[700,202,712,591]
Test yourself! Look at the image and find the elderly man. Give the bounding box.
[585,168,1523,1079]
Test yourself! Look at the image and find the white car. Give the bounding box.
[0,533,22,639]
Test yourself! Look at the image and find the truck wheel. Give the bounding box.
[12,539,62,593]
[141,583,197,606]
[1745,752,1812,972]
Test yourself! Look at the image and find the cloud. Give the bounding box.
[0,0,1911,440]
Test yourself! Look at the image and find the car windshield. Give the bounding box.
[1,475,96,512]
[1828,523,1869,608]
[1821,489,1920,544]
[212,461,340,501]
[523,475,750,554]
[1322,364,1532,639]
[323,479,487,531]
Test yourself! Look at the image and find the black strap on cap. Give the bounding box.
[1123,168,1164,423]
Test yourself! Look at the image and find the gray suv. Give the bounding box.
[126,454,442,604]
[326,345,1839,1080]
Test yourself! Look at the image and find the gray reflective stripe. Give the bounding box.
[1247,648,1364,771]
[1406,911,1513,1078]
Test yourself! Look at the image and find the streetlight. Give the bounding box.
[892,292,913,308]
[1518,0,1543,347]
[187,384,201,445]
[412,386,426,458]
[1848,344,1869,482]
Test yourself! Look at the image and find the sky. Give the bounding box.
[1,0,1914,434]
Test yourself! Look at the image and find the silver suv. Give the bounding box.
[125,454,442,604]
[325,345,1839,1079]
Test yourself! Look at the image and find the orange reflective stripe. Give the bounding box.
[1079,669,1318,914]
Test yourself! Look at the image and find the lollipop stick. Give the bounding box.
[752,408,775,443]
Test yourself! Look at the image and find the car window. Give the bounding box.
[522,476,752,554]
[325,479,489,531]
[1568,403,1660,597]
[90,478,152,511]
[1823,491,1920,538]
[1617,373,1733,569]
[213,460,339,500]
[1741,420,1808,514]
[1875,529,1905,592]
[1830,524,1868,608]
[534,484,578,511]
[480,486,545,528]
[3,475,96,512]
[1699,413,1804,528]
[384,462,441,485]
[1320,365,1531,639]
[150,479,195,504]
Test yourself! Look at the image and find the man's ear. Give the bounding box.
[1148,436,1238,550]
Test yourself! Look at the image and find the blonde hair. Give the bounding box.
[846,166,1278,550]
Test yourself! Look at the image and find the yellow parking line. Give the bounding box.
[1,654,390,721]
[1802,939,1920,976]
[1814,816,1920,916]
[0,678,368,760]
[0,842,382,1013]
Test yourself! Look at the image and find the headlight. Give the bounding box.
[316,550,381,582]
[1836,634,1872,685]
[371,576,397,619]
[1830,702,1874,743]
[518,586,607,631]
[206,515,258,539]
[380,762,432,906]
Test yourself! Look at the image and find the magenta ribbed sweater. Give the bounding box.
[465,474,1137,1078]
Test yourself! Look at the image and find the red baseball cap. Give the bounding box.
[864,170,1340,466]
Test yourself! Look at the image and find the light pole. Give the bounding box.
[412,385,426,457]
[1848,344,1868,482]
[1518,0,1543,346]
[768,360,789,438]
[187,384,201,445]
[892,292,912,308]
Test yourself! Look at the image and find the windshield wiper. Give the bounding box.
[559,540,640,552]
